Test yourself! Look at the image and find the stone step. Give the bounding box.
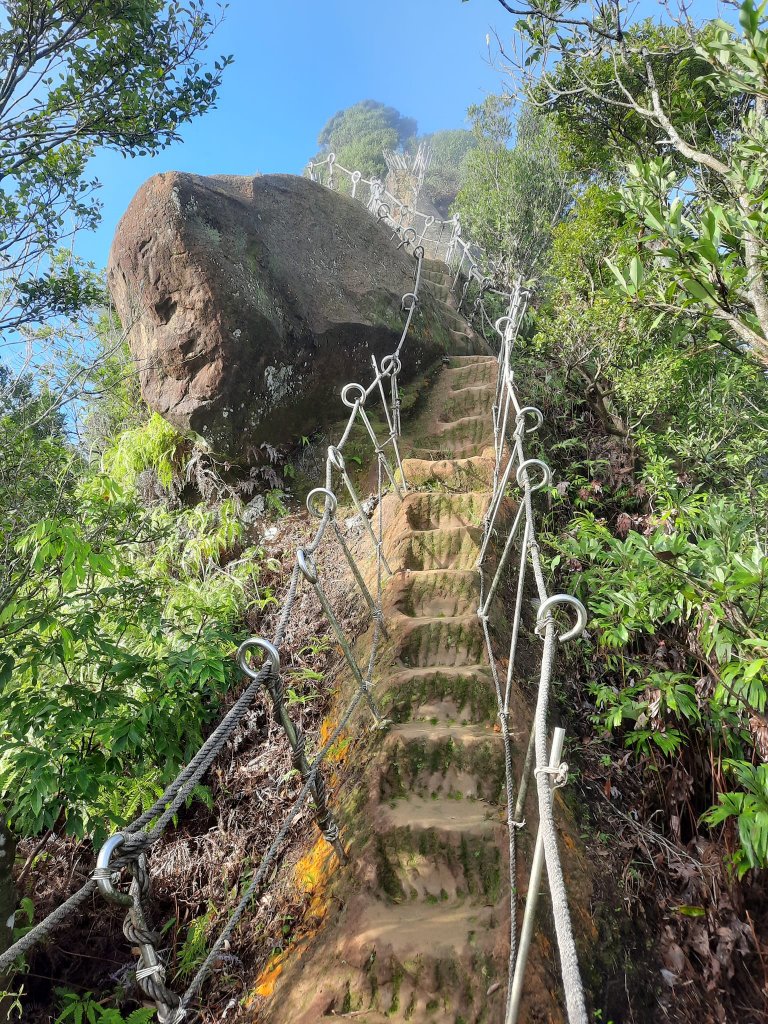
[394,616,485,669]
[317,897,507,1021]
[448,329,480,356]
[399,454,495,490]
[438,384,495,423]
[387,569,480,619]
[428,414,494,456]
[445,357,498,389]
[389,525,482,571]
[382,668,498,726]
[373,798,505,905]
[399,491,489,532]
[380,722,505,804]
[422,257,450,273]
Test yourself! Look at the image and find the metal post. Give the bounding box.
[506,727,566,1024]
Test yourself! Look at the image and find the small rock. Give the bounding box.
[241,494,266,525]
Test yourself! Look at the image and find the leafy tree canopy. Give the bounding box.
[0,0,232,340]
[315,99,417,178]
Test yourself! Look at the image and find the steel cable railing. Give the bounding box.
[474,281,589,1024]
[4,150,592,1024]
[307,152,504,293]
[0,241,427,1022]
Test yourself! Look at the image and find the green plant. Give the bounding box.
[102,413,184,491]
[173,903,217,981]
[703,761,768,877]
[53,989,155,1024]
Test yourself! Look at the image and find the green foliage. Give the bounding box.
[416,129,477,215]
[313,100,417,178]
[533,20,731,180]
[524,112,768,868]
[53,989,155,1024]
[453,100,569,281]
[512,0,768,361]
[79,311,147,454]
[173,902,217,981]
[0,1,231,337]
[548,467,768,868]
[102,413,184,491]
[0,474,262,843]
[703,761,768,877]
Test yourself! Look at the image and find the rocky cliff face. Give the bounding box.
[107,172,459,460]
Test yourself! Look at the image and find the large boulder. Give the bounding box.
[107,172,454,459]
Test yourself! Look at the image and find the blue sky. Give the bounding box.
[82,0,723,269]
[83,0,506,266]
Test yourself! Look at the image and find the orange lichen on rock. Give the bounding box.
[318,716,351,765]
[247,840,341,1006]
[251,950,291,999]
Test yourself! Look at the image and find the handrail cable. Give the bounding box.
[2,156,590,1024]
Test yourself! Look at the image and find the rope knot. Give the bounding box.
[534,761,569,789]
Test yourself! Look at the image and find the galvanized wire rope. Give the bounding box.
[0,221,425,1017]
[7,149,591,1024]
[474,284,589,1024]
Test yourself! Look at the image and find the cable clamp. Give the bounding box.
[323,823,340,844]
[136,963,165,982]
[534,762,569,788]
[512,818,526,830]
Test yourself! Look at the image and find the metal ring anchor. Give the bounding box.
[297,548,319,584]
[398,227,417,249]
[341,382,366,408]
[495,315,512,336]
[536,594,588,643]
[381,354,402,377]
[237,637,280,679]
[327,445,345,472]
[413,245,425,260]
[94,833,132,907]
[306,487,338,519]
[377,202,390,220]
[516,458,552,492]
[401,292,418,312]
[351,170,361,183]
[515,406,544,433]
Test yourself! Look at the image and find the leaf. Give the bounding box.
[676,905,706,917]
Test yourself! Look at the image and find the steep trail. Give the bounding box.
[261,263,590,1023]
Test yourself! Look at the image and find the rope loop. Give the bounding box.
[237,637,280,679]
[341,382,366,408]
[297,548,319,585]
[306,486,337,519]
[515,458,552,492]
[535,594,588,643]
[327,444,345,472]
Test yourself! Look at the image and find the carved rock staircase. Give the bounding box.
[260,262,587,1024]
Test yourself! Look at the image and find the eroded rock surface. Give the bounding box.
[107,172,460,458]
